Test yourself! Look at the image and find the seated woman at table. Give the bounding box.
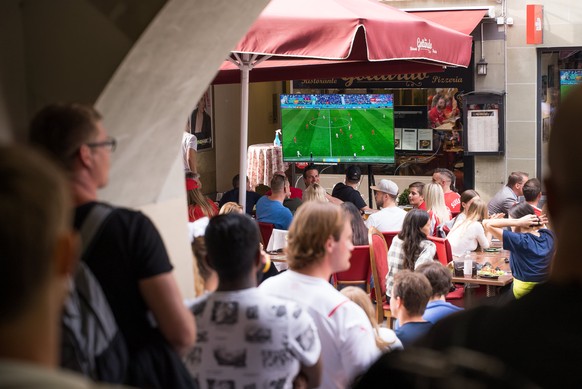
[423,183,451,237]
[341,202,369,246]
[386,209,436,300]
[482,202,555,300]
[186,177,219,221]
[303,183,328,203]
[446,189,480,230]
[446,198,491,257]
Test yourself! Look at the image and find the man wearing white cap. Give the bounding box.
[365,179,407,232]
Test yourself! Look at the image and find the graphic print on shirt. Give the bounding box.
[245,325,272,343]
[296,326,317,351]
[213,347,246,367]
[212,301,238,324]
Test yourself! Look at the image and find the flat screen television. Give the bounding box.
[280,94,395,163]
[560,69,582,98]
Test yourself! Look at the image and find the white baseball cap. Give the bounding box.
[370,179,399,196]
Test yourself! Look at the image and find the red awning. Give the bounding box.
[408,9,488,35]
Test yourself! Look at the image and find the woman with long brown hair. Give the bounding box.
[385,209,436,299]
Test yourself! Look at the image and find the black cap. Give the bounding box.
[346,165,361,181]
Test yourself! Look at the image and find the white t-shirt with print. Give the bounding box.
[260,270,380,389]
[185,288,321,389]
[182,132,198,172]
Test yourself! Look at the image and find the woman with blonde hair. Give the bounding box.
[340,286,403,352]
[423,183,451,237]
[446,198,491,257]
[219,201,243,215]
[186,177,218,221]
[303,183,328,203]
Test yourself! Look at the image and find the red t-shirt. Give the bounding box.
[444,191,461,214]
[188,198,219,222]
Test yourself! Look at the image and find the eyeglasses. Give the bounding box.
[86,137,117,152]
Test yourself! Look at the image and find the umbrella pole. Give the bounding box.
[238,55,250,213]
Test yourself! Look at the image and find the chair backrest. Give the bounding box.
[369,227,390,323]
[331,245,371,290]
[427,235,453,266]
[257,221,274,247]
[381,231,399,252]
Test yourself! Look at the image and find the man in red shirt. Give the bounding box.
[429,97,447,128]
[432,168,461,214]
[523,178,543,216]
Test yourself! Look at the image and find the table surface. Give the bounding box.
[451,248,513,287]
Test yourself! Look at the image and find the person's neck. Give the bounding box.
[397,312,426,326]
[346,181,359,189]
[381,201,396,209]
[0,295,59,368]
[268,191,286,203]
[291,261,332,281]
[70,174,99,206]
[429,295,446,303]
[216,274,257,292]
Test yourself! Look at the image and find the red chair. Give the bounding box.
[428,236,452,266]
[427,236,464,303]
[369,227,393,328]
[331,245,371,292]
[258,222,275,247]
[381,231,399,252]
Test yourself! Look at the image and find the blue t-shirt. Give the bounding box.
[395,321,433,348]
[503,228,554,283]
[423,300,463,324]
[256,196,293,230]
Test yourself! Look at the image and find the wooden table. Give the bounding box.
[451,248,513,299]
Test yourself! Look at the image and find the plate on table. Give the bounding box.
[478,274,500,279]
[483,248,500,253]
[477,269,505,279]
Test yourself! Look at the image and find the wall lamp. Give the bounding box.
[477,22,487,76]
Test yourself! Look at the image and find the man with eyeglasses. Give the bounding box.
[488,171,529,217]
[28,103,196,388]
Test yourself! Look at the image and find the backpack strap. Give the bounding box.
[79,203,115,256]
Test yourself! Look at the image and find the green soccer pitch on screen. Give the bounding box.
[280,94,395,164]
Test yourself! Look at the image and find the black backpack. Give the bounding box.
[60,204,129,383]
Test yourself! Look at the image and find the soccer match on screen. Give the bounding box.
[280,94,395,164]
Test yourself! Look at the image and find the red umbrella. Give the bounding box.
[215,0,473,210]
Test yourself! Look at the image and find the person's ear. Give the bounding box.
[53,230,80,278]
[77,144,93,169]
[324,235,335,254]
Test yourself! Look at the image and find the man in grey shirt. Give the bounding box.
[488,171,529,217]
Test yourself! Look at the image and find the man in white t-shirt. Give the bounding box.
[260,202,380,388]
[182,126,198,175]
[185,213,322,389]
[365,179,407,232]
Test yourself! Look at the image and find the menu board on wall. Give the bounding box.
[394,128,402,150]
[467,110,498,152]
[401,129,417,150]
[417,129,433,151]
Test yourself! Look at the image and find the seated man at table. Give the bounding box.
[415,262,463,324]
[256,173,293,229]
[260,202,379,388]
[487,171,529,217]
[365,179,406,232]
[219,174,262,215]
[390,270,433,348]
[303,164,343,205]
[331,165,375,214]
[184,213,322,388]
